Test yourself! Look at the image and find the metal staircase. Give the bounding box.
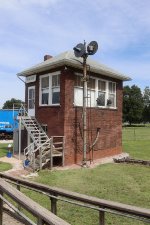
[18,105,65,171]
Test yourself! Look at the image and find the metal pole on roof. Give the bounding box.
[82,45,88,167]
[73,40,98,167]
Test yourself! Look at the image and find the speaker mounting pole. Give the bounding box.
[73,40,98,167]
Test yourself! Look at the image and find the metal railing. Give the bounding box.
[0,173,150,225]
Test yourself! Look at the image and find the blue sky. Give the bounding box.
[0,0,150,107]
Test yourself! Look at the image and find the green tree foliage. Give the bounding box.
[123,85,144,125]
[142,86,150,123]
[2,98,24,109]
[143,86,150,106]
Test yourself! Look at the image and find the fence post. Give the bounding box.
[99,210,105,225]
[50,193,58,215]
[0,191,3,225]
[50,137,53,170]
[37,217,44,225]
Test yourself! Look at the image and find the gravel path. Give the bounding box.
[3,211,26,225]
[0,156,31,224]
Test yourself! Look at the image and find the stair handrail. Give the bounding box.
[33,137,52,154]
[18,103,28,117]
[18,104,42,135]
[32,138,52,171]
[24,141,35,156]
[21,117,48,144]
[34,118,49,139]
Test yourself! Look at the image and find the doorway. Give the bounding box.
[28,86,35,117]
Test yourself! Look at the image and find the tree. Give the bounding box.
[142,86,150,123]
[123,85,144,125]
[2,98,24,109]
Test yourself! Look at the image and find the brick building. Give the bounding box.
[17,51,131,166]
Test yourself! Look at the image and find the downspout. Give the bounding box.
[17,74,26,84]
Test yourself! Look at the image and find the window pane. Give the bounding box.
[52,92,60,104]
[42,76,49,88]
[109,82,115,93]
[87,90,95,107]
[42,93,49,104]
[74,75,82,87]
[108,94,115,107]
[52,75,60,87]
[97,92,105,106]
[98,80,106,91]
[88,78,95,89]
[29,89,35,99]
[29,100,34,109]
[74,88,83,106]
[52,87,60,104]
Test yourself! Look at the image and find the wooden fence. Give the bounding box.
[0,177,70,225]
[0,173,150,225]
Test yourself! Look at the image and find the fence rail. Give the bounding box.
[0,177,70,225]
[0,173,150,225]
[123,126,150,141]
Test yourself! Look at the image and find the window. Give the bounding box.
[74,75,83,106]
[108,82,116,107]
[74,75,96,107]
[97,80,106,106]
[52,75,60,104]
[41,76,49,104]
[40,72,60,106]
[87,78,95,107]
[74,74,116,108]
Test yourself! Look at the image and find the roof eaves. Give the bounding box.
[17,51,131,81]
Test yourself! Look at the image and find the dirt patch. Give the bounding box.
[0,156,30,177]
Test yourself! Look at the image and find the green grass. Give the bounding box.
[23,163,149,225]
[0,143,12,171]
[123,126,150,160]
[1,126,150,225]
[22,126,150,225]
[0,161,12,172]
[0,143,8,157]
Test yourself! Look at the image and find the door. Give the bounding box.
[28,86,35,117]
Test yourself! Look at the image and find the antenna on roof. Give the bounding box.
[73,40,98,167]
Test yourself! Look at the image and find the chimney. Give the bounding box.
[44,55,53,61]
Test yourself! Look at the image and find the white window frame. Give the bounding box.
[74,73,117,109]
[39,71,60,106]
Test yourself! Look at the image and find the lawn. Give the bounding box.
[123,126,150,160]
[0,143,12,171]
[0,161,12,172]
[22,126,150,225]
[1,126,150,225]
[0,143,8,157]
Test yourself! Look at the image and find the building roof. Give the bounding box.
[17,51,131,81]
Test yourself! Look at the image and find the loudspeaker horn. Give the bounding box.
[73,43,85,57]
[87,41,98,55]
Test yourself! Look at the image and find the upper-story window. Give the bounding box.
[108,82,116,107]
[98,80,106,106]
[74,74,116,108]
[40,72,60,106]
[52,75,60,104]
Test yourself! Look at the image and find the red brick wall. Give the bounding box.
[63,70,123,165]
[25,68,123,166]
[35,71,65,137]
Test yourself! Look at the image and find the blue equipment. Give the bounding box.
[0,109,19,139]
